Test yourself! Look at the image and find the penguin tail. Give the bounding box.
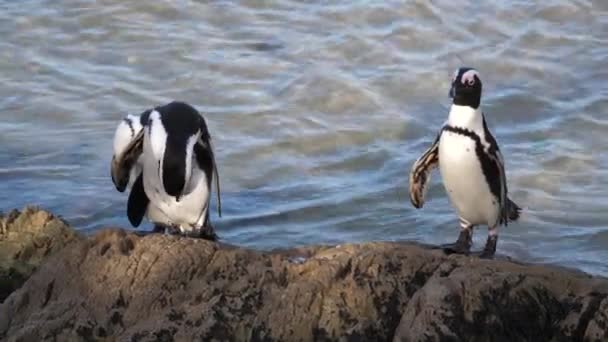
[507,198,521,222]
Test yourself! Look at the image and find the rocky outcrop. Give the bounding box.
[0,207,80,303]
[1,225,607,342]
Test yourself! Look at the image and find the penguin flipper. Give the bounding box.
[409,130,442,209]
[506,198,521,222]
[127,174,149,227]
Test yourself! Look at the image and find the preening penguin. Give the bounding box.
[409,68,521,258]
[111,101,222,240]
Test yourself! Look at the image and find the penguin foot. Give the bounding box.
[440,229,472,255]
[197,225,218,242]
[180,225,218,241]
[152,224,166,233]
[474,235,498,259]
[152,224,180,235]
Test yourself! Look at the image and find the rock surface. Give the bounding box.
[1,225,608,341]
[0,207,80,303]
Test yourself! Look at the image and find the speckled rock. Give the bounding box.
[0,207,80,303]
[1,226,607,341]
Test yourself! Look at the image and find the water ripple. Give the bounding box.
[0,0,606,276]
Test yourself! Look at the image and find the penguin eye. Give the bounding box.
[467,78,475,86]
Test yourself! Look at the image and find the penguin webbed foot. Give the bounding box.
[180,224,218,241]
[152,223,218,241]
[196,225,218,242]
[152,224,180,235]
[439,229,472,255]
[474,235,498,259]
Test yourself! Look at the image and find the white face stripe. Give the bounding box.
[148,110,167,163]
[113,114,143,157]
[461,69,480,85]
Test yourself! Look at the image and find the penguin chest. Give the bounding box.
[438,131,499,226]
[142,137,210,231]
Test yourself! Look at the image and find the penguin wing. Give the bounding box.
[481,115,510,225]
[194,136,222,219]
[409,128,442,209]
[111,129,144,192]
[127,173,149,227]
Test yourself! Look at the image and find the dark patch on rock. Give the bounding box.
[42,279,54,307]
[76,323,95,342]
[119,237,135,255]
[313,327,331,342]
[113,292,127,308]
[0,268,28,303]
[97,326,107,338]
[405,268,435,297]
[110,311,124,327]
[251,323,274,342]
[336,259,352,280]
[167,309,185,322]
[153,327,176,342]
[131,331,149,342]
[100,242,111,256]
[573,292,607,340]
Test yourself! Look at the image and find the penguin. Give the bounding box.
[409,67,521,258]
[111,101,222,240]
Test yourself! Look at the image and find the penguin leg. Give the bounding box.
[441,217,473,255]
[152,224,167,233]
[195,222,218,241]
[180,227,217,241]
[180,221,218,241]
[477,226,498,259]
[196,210,218,241]
[152,224,180,235]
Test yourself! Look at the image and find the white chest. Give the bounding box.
[141,132,210,232]
[438,130,499,226]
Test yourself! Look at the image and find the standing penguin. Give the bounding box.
[409,67,520,258]
[111,101,222,240]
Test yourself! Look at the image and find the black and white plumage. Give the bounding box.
[111,101,222,240]
[409,67,520,258]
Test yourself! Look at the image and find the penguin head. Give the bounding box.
[449,67,482,109]
[112,115,143,160]
[148,102,207,201]
[111,114,144,192]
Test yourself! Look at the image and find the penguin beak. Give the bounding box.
[110,155,127,192]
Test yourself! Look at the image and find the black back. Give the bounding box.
[153,101,205,198]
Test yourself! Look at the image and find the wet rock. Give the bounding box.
[0,227,607,341]
[0,207,80,303]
